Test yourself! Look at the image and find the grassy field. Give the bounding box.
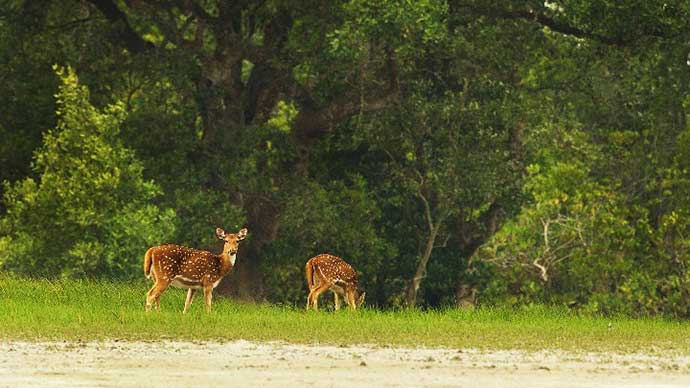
[1,274,689,353]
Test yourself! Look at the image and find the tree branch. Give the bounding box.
[541,218,550,252]
[292,90,398,140]
[86,0,153,53]
[47,17,98,32]
[453,2,674,46]
[418,186,435,233]
[532,258,549,282]
[292,45,400,139]
[514,8,626,46]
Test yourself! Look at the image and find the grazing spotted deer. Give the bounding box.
[144,227,247,313]
[305,253,365,311]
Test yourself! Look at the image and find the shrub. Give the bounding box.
[0,67,175,278]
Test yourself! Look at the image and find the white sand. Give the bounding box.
[1,340,689,387]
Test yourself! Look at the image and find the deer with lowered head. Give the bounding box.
[305,253,365,311]
[144,227,247,313]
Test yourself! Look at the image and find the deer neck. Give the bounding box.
[219,245,237,274]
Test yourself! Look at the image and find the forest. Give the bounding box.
[1,0,689,316]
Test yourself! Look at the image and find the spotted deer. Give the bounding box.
[144,227,247,313]
[305,253,365,311]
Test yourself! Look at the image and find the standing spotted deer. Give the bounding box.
[144,227,247,313]
[305,254,365,311]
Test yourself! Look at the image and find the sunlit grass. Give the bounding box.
[1,273,688,353]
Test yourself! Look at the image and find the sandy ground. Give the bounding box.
[1,340,689,387]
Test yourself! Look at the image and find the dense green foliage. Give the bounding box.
[1,1,689,316]
[2,275,689,353]
[0,67,175,278]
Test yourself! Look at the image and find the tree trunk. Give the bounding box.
[405,222,441,307]
[452,119,524,302]
[453,202,502,305]
[194,46,275,301]
[217,194,279,300]
[219,239,265,300]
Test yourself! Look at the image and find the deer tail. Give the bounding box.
[305,259,314,290]
[144,249,153,279]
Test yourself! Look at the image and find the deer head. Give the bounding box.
[345,288,366,310]
[356,291,366,308]
[216,227,247,258]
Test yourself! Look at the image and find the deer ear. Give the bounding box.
[216,228,226,239]
[237,228,248,240]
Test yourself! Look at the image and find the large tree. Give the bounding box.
[79,0,407,298]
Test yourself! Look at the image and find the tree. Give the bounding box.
[0,67,175,278]
[356,86,514,307]
[74,0,411,297]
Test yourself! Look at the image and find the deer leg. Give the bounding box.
[145,284,156,311]
[155,281,171,311]
[310,283,331,312]
[346,291,356,310]
[312,289,321,311]
[183,289,196,314]
[333,291,341,311]
[203,286,213,312]
[306,277,322,310]
[146,281,169,311]
[306,286,322,310]
[146,273,157,311]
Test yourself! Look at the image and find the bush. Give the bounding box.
[0,66,175,278]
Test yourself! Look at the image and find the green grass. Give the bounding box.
[1,274,689,353]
